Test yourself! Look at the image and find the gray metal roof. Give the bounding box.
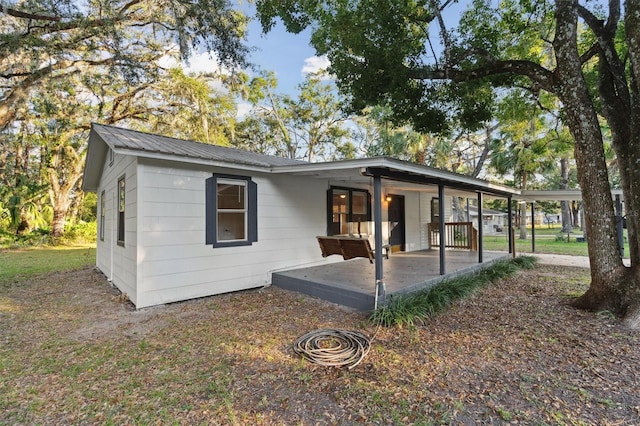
[83,124,520,199]
[92,123,304,168]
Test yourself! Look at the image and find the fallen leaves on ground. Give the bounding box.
[0,265,638,425]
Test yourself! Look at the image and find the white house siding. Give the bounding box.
[96,187,112,279]
[95,155,113,277]
[419,192,432,249]
[95,152,138,305]
[258,174,329,269]
[135,159,330,308]
[402,191,425,251]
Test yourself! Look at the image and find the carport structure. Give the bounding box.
[520,189,626,256]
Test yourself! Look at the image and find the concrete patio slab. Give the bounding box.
[272,250,510,311]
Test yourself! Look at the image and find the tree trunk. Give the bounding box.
[16,218,30,235]
[622,1,640,269]
[519,174,527,239]
[48,145,85,238]
[575,0,640,326]
[571,201,580,228]
[553,1,631,318]
[560,200,572,231]
[451,196,465,221]
[50,202,70,237]
[617,0,640,327]
[559,157,572,232]
[518,205,527,240]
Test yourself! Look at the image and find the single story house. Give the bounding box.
[82,124,520,309]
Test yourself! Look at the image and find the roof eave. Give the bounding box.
[367,158,520,197]
[271,157,519,197]
[81,127,109,192]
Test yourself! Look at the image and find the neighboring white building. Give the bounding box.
[83,124,519,308]
[465,206,508,235]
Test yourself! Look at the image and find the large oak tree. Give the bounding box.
[257,0,640,327]
[1,0,249,236]
[1,0,248,130]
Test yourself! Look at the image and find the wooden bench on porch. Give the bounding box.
[316,236,389,264]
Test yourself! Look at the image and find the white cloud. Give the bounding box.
[184,51,228,75]
[301,55,330,76]
[236,101,253,119]
[156,52,180,70]
[156,47,228,76]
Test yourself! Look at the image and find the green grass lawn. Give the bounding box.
[0,245,96,286]
[482,227,630,257]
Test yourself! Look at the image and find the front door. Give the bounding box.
[388,194,406,252]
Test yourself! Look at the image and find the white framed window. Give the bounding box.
[216,178,247,242]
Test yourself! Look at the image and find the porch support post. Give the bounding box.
[531,202,536,253]
[477,192,483,263]
[438,184,446,275]
[507,196,513,254]
[373,174,384,302]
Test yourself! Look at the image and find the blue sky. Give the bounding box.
[177,7,324,110]
[181,2,471,105]
[239,1,472,96]
[244,17,322,95]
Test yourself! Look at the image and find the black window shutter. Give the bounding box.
[326,189,332,236]
[205,175,217,245]
[248,179,258,243]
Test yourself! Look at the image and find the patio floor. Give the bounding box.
[271,250,510,311]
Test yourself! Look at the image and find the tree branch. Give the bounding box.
[408,60,556,92]
[580,43,600,65]
[1,5,61,21]
[578,1,620,37]
[0,3,141,47]
[119,0,145,14]
[0,55,125,129]
[430,0,452,77]
[577,1,628,109]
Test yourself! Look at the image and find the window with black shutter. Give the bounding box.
[100,190,105,241]
[205,174,257,247]
[117,176,125,246]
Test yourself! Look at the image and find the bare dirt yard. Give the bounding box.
[1,264,639,425]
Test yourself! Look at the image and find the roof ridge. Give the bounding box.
[91,122,305,164]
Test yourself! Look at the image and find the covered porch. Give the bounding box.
[271,157,520,311]
[272,249,510,311]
